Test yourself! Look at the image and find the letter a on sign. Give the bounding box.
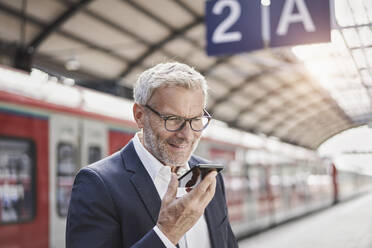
[277,0,316,36]
[270,0,330,47]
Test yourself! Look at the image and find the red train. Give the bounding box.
[1,66,371,247]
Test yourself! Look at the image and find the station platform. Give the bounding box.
[238,192,372,248]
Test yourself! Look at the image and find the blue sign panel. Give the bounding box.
[206,0,262,56]
[270,0,330,47]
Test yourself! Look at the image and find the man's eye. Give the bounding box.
[167,116,183,123]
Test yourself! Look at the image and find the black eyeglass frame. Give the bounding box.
[144,104,212,132]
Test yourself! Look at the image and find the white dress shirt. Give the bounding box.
[132,133,211,248]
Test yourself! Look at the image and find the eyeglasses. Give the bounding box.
[144,105,211,132]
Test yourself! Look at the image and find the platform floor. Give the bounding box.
[238,192,372,248]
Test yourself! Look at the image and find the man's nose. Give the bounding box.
[176,120,193,139]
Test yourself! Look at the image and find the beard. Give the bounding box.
[142,119,200,167]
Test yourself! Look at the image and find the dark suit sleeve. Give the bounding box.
[219,174,239,248]
[66,167,166,248]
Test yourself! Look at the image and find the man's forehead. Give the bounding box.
[149,87,204,117]
[150,86,204,103]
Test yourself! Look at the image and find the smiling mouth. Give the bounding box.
[168,142,188,149]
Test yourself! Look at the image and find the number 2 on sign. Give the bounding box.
[212,0,242,44]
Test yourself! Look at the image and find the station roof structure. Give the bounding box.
[1,0,371,150]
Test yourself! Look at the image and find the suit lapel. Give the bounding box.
[205,197,220,247]
[121,141,161,224]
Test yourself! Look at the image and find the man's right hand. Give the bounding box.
[156,170,217,245]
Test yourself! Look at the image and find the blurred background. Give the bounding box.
[1,0,372,247]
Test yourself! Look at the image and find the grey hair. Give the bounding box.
[133,62,208,107]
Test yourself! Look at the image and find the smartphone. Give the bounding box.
[178,163,224,188]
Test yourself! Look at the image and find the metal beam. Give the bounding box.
[255,104,320,139]
[78,3,221,82]
[335,1,372,110]
[310,123,350,148]
[174,0,200,18]
[255,84,352,127]
[206,66,332,150]
[296,122,350,149]
[118,16,203,77]
[350,44,372,51]
[267,99,333,134]
[0,38,105,81]
[200,57,232,76]
[62,0,234,89]
[258,97,308,124]
[279,138,311,149]
[29,0,95,50]
[314,124,361,149]
[0,0,232,93]
[123,0,202,48]
[62,0,236,90]
[239,91,347,149]
[33,52,103,81]
[233,79,312,128]
[333,22,372,30]
[301,73,353,124]
[284,108,345,142]
[83,3,235,88]
[208,69,273,113]
[0,41,18,57]
[209,60,307,115]
[237,79,305,117]
[0,2,131,71]
[79,5,150,46]
[283,119,332,149]
[125,0,175,30]
[34,53,134,98]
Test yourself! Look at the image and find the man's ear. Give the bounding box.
[133,103,145,129]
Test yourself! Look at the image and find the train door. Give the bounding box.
[0,109,49,248]
[108,129,134,155]
[49,115,79,248]
[81,119,107,167]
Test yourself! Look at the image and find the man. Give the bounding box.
[66,62,238,248]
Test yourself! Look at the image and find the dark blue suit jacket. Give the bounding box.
[66,141,237,248]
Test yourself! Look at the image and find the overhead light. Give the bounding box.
[65,57,80,71]
[261,0,271,6]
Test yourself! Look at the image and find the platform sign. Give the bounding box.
[269,0,331,47]
[206,0,262,56]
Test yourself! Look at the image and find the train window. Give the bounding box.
[0,137,35,224]
[57,142,78,217]
[88,146,101,164]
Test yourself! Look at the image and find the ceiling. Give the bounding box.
[0,0,371,150]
